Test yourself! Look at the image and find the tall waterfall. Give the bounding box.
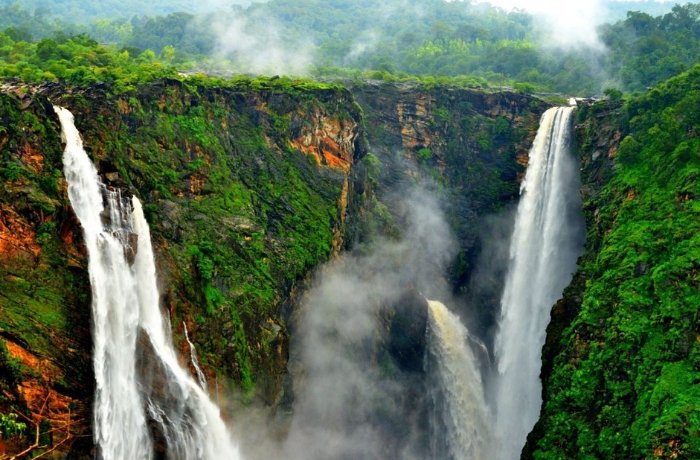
[427,300,492,460]
[494,106,584,459]
[55,106,243,460]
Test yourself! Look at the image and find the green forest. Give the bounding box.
[1,1,700,93]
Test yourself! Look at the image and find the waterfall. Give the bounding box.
[183,321,208,391]
[427,300,492,460]
[494,106,584,459]
[55,106,243,460]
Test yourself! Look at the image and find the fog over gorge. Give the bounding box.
[0,0,698,459]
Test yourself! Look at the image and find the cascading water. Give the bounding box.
[427,300,492,460]
[183,321,208,391]
[55,106,243,460]
[494,106,584,459]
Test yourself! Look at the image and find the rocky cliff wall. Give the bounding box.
[0,78,547,457]
[348,81,548,336]
[525,68,700,459]
[0,78,364,457]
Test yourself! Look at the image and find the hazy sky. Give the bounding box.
[482,0,674,11]
[477,0,676,47]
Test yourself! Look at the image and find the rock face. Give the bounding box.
[289,112,357,172]
[0,78,546,457]
[348,81,548,337]
[0,90,93,458]
[525,68,700,459]
[0,79,364,457]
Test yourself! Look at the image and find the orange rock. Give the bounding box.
[158,94,167,111]
[189,175,205,195]
[396,96,435,152]
[3,339,86,454]
[516,152,529,168]
[290,113,357,172]
[116,98,131,115]
[19,142,44,173]
[0,206,41,260]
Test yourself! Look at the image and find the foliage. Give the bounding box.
[1,1,699,94]
[0,0,220,21]
[416,148,433,162]
[0,29,177,91]
[529,65,700,459]
[0,340,22,385]
[601,4,700,91]
[0,412,26,439]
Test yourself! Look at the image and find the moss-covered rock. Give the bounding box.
[0,87,93,457]
[0,76,547,457]
[0,77,365,456]
[525,66,700,459]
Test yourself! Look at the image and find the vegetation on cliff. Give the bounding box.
[0,76,364,456]
[0,30,177,89]
[526,65,700,459]
[0,1,699,458]
[0,90,93,455]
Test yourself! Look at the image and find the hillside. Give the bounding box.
[526,65,700,459]
[0,75,547,456]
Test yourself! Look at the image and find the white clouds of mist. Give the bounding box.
[236,185,458,460]
[480,0,680,48]
[343,1,428,65]
[198,0,259,9]
[344,30,381,65]
[480,0,608,48]
[192,3,314,76]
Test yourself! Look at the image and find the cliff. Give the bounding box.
[525,67,700,459]
[0,78,364,456]
[348,80,547,337]
[0,78,546,457]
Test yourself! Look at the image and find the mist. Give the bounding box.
[191,5,313,76]
[480,0,683,48]
[237,183,460,459]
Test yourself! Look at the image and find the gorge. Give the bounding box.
[0,67,698,459]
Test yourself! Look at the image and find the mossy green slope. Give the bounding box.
[50,77,363,400]
[0,90,93,454]
[0,77,363,456]
[526,66,700,459]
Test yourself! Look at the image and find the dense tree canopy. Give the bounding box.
[601,4,700,91]
[0,0,700,94]
[0,1,700,94]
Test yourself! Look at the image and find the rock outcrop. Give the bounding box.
[0,78,546,457]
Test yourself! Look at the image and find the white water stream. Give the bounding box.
[183,321,209,391]
[56,106,243,460]
[427,299,492,460]
[494,106,584,459]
